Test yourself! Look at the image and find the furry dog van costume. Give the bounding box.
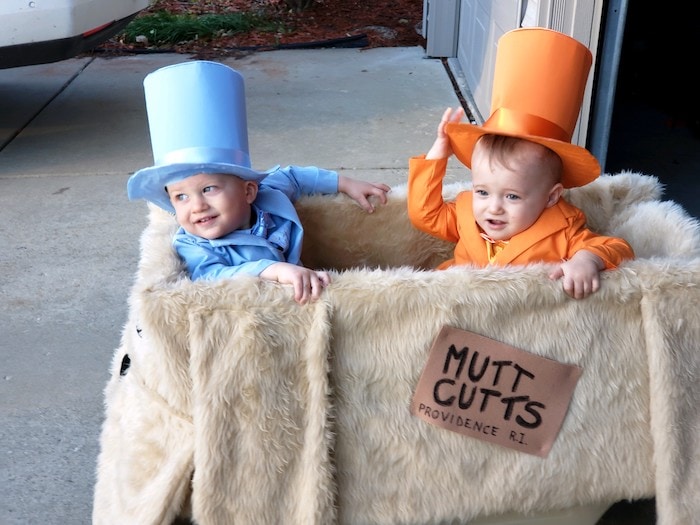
[94,172,700,525]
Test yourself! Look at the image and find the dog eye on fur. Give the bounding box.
[120,354,131,376]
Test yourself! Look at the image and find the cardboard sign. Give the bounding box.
[411,325,582,457]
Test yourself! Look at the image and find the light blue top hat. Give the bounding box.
[127,60,274,213]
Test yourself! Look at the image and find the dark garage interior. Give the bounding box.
[604,1,700,218]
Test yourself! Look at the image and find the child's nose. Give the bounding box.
[191,195,209,211]
[487,197,504,213]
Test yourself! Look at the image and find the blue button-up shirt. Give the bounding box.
[172,165,338,280]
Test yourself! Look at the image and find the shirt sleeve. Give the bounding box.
[407,155,460,243]
[565,211,636,269]
[262,165,339,202]
[173,235,280,280]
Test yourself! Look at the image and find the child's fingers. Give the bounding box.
[309,272,330,301]
[355,196,373,213]
[442,107,464,123]
[317,271,331,287]
[438,107,464,136]
[374,184,391,204]
[548,266,564,281]
[436,108,450,135]
[451,106,465,122]
[361,186,390,210]
[296,271,330,304]
[293,277,308,305]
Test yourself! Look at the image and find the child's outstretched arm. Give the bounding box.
[260,262,331,305]
[426,107,465,159]
[548,250,604,299]
[338,175,390,213]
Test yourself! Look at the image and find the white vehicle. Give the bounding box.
[0,0,149,69]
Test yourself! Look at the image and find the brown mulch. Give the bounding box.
[98,0,426,59]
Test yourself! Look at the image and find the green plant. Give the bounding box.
[122,11,280,46]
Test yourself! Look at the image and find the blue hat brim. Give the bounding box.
[127,162,277,213]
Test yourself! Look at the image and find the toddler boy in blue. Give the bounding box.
[128,60,389,304]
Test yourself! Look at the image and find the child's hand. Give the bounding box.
[338,175,390,213]
[260,262,331,305]
[426,107,465,160]
[548,250,604,299]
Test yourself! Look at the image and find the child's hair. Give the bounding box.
[475,134,563,183]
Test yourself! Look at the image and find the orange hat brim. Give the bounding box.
[445,121,601,188]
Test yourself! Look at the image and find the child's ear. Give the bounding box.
[546,183,564,207]
[245,181,259,203]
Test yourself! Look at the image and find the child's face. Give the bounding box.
[167,172,258,239]
[470,141,563,241]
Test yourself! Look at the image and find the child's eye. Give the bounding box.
[475,189,488,197]
[506,193,520,200]
[202,185,216,193]
[174,193,188,202]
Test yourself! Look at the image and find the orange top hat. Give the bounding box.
[445,27,600,188]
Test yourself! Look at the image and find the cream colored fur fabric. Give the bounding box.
[93,172,700,525]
